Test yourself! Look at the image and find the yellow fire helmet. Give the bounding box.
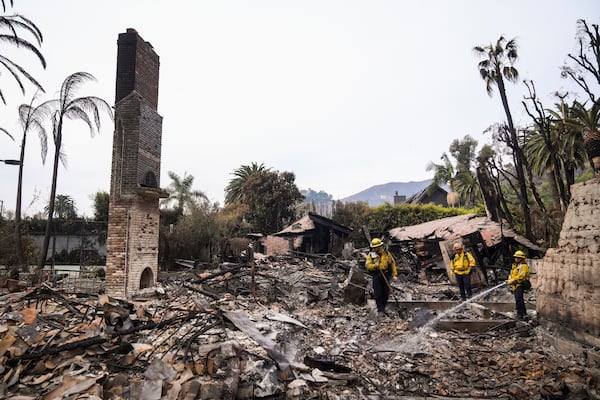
[370,238,384,248]
[513,250,527,258]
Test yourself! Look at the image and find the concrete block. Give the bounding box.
[467,302,492,318]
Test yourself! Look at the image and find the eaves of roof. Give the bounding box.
[273,213,352,237]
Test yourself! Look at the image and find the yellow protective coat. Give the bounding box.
[508,260,530,291]
[450,251,476,275]
[365,250,398,277]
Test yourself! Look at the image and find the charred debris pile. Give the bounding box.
[0,254,598,399]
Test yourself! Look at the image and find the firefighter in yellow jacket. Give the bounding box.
[365,238,397,316]
[506,250,531,319]
[450,242,476,300]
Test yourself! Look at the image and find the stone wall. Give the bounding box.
[262,236,293,256]
[536,179,600,346]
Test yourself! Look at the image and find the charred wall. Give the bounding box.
[536,179,600,346]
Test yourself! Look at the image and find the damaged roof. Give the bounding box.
[274,212,352,237]
[388,213,544,252]
[405,185,448,206]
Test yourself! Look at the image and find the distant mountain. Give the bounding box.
[340,179,432,207]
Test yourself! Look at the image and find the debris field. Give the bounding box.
[1,254,598,399]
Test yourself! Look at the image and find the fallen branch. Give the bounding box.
[184,283,222,300]
[193,265,244,284]
[22,284,85,317]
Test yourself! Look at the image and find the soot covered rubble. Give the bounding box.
[0,253,598,399]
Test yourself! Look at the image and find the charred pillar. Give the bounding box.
[105,29,167,299]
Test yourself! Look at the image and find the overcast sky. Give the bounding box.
[0,1,597,218]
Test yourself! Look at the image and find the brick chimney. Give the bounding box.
[105,29,167,299]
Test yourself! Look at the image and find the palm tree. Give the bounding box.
[37,72,113,269]
[570,100,600,176]
[0,10,46,104]
[448,135,481,207]
[454,170,481,207]
[546,100,587,191]
[522,83,587,214]
[163,171,207,215]
[225,162,270,204]
[474,36,533,240]
[426,153,459,206]
[45,194,77,219]
[426,154,481,208]
[524,98,589,212]
[524,127,564,211]
[13,97,49,267]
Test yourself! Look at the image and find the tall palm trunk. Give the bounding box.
[523,154,547,214]
[15,130,26,268]
[547,150,568,212]
[563,161,575,196]
[546,170,562,212]
[496,74,533,241]
[38,122,62,269]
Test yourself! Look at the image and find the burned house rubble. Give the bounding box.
[2,20,598,399]
[388,213,543,255]
[266,212,352,257]
[2,182,599,399]
[387,213,545,285]
[1,250,599,399]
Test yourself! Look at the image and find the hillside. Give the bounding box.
[340,179,432,207]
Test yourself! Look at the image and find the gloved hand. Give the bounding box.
[392,275,398,282]
[506,279,514,285]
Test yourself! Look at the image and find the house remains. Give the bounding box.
[0,26,599,399]
[1,182,598,398]
[1,247,598,398]
[387,213,544,285]
[261,212,352,257]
